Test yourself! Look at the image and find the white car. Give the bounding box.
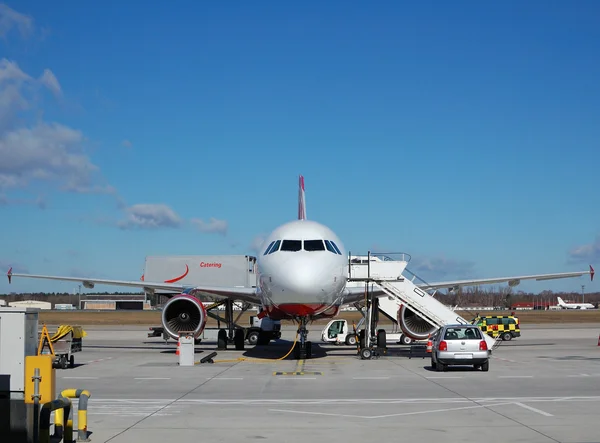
[431,324,490,372]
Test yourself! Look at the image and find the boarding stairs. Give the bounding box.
[348,253,500,350]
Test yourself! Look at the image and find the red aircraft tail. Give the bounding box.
[298,175,306,220]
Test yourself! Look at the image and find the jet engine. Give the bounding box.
[161,294,207,340]
[397,304,437,340]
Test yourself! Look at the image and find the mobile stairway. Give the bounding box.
[347,253,500,359]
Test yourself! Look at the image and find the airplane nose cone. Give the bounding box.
[281,266,327,298]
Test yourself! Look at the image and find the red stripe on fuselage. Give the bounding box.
[264,303,340,320]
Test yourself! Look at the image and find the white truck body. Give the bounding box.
[321,319,417,346]
[143,255,257,293]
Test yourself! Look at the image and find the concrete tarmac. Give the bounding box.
[52,324,600,443]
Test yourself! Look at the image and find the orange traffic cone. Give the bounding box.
[426,335,432,353]
[597,335,600,347]
[176,339,180,356]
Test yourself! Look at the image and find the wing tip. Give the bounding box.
[7,267,12,284]
[591,265,595,281]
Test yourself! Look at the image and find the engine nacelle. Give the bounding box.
[398,304,437,340]
[161,294,207,340]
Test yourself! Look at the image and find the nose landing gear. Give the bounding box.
[294,318,312,359]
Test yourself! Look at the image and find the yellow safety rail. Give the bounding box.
[54,388,92,442]
[40,397,72,443]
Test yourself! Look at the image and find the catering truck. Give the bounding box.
[142,254,258,291]
[144,255,281,345]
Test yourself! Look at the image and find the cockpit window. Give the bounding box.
[330,241,342,255]
[280,240,302,251]
[324,240,338,254]
[263,241,276,255]
[304,240,325,251]
[268,240,281,254]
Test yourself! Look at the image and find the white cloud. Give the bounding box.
[0,3,34,38]
[118,204,182,229]
[39,69,61,97]
[191,217,228,235]
[0,58,34,131]
[0,58,115,198]
[0,193,45,208]
[0,121,113,194]
[568,236,600,264]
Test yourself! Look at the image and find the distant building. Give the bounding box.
[510,302,556,310]
[8,300,52,310]
[83,300,152,310]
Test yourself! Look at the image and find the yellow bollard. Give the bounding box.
[55,388,91,441]
[54,405,64,439]
[40,397,71,443]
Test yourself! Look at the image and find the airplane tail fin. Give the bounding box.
[298,175,307,220]
[557,297,565,305]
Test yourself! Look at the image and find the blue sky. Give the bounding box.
[0,1,598,296]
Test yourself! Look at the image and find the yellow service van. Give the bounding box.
[472,315,520,341]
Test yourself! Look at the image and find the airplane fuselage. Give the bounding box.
[560,303,595,309]
[256,219,348,320]
[557,297,595,310]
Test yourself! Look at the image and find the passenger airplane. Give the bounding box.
[557,296,596,310]
[6,175,595,359]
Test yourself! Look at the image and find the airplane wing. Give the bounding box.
[6,268,260,304]
[341,265,594,304]
[416,265,594,292]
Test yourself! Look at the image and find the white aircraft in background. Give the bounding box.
[6,175,595,359]
[557,296,596,310]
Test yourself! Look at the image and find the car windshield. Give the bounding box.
[443,327,481,340]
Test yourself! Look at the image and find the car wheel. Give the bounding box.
[431,358,437,370]
[247,331,259,346]
[481,360,489,372]
[502,332,512,341]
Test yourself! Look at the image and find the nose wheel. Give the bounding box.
[294,320,312,359]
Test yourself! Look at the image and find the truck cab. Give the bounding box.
[321,319,358,346]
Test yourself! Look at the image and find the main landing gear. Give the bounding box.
[294,319,312,359]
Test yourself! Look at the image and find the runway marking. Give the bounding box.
[426,376,463,379]
[491,356,518,363]
[83,396,600,405]
[81,357,114,364]
[135,377,171,380]
[273,371,323,376]
[352,377,390,380]
[276,377,317,380]
[209,377,244,380]
[497,375,534,378]
[269,402,514,420]
[61,376,98,379]
[515,402,553,416]
[268,408,369,419]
